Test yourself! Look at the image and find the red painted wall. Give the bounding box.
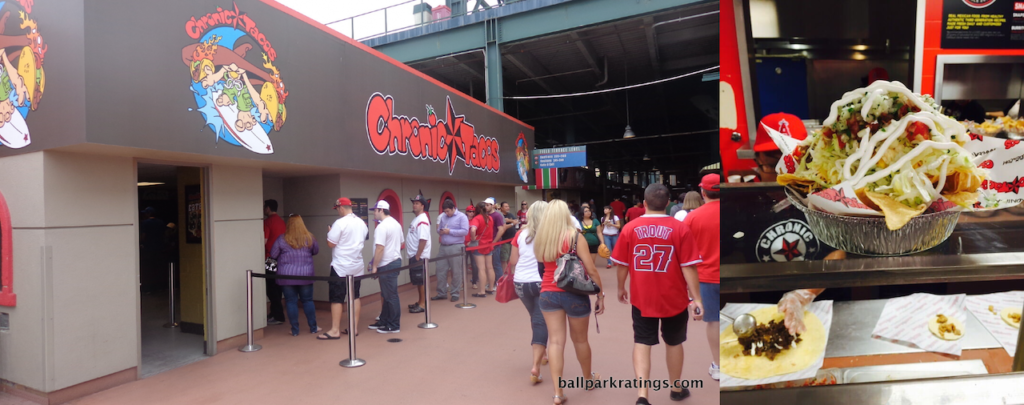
[920,0,1024,96]
[720,0,756,175]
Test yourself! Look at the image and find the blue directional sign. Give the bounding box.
[532,146,587,168]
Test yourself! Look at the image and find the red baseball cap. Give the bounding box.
[700,173,720,191]
[333,197,352,208]
[754,113,807,152]
[466,205,476,212]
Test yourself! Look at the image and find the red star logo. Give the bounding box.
[773,237,803,261]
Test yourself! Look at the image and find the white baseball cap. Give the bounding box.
[483,197,495,205]
[375,200,390,210]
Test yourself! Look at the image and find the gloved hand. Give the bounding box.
[778,289,818,335]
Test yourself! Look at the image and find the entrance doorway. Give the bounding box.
[137,163,209,377]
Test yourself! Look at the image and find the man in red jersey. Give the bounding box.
[683,174,721,381]
[610,195,627,219]
[613,184,703,405]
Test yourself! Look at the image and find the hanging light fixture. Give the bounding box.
[643,154,651,161]
[623,61,635,139]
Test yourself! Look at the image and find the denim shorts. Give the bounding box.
[539,291,591,318]
[700,282,720,322]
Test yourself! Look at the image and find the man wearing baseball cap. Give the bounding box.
[319,198,368,340]
[752,113,807,182]
[682,174,722,380]
[368,200,404,333]
[406,191,432,314]
[484,197,512,281]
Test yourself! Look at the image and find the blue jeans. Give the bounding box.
[280,284,317,335]
[492,248,504,281]
[515,281,547,346]
[376,260,403,330]
[539,291,592,318]
[700,282,720,322]
[603,234,618,264]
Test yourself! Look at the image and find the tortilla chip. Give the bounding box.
[944,191,978,208]
[854,188,882,212]
[863,191,928,231]
[941,170,984,194]
[778,174,816,194]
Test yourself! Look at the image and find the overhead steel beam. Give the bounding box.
[568,31,603,77]
[370,0,712,63]
[643,16,662,78]
[662,54,720,71]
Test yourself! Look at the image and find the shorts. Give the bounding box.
[539,291,591,318]
[469,241,490,257]
[409,257,425,286]
[329,267,361,304]
[587,243,599,254]
[632,305,688,346]
[700,282,720,322]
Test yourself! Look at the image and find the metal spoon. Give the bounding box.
[720,313,757,345]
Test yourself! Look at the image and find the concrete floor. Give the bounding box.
[69,266,718,404]
[140,290,207,378]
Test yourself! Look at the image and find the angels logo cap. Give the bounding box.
[755,113,807,152]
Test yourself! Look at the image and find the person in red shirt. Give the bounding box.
[612,184,703,405]
[264,199,287,325]
[682,173,722,381]
[610,196,626,219]
[624,199,646,223]
[469,201,496,297]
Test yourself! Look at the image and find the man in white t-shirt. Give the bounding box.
[318,198,368,340]
[407,191,432,314]
[368,200,404,334]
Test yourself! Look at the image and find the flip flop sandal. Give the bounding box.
[584,373,601,391]
[553,395,568,405]
[541,357,549,365]
[485,290,496,295]
[471,293,488,298]
[341,329,359,336]
[317,333,341,340]
[531,373,543,385]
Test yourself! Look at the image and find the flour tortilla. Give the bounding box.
[1000,307,1021,329]
[720,306,826,380]
[927,315,965,341]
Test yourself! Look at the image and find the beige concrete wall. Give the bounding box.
[209,165,264,342]
[43,152,137,391]
[515,188,545,207]
[0,153,45,391]
[282,175,340,301]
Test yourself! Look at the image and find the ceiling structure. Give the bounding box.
[402,1,720,189]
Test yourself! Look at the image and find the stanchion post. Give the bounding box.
[163,262,179,328]
[418,257,438,329]
[456,246,476,309]
[238,269,262,352]
[340,274,366,368]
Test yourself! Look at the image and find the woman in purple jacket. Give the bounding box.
[270,215,320,336]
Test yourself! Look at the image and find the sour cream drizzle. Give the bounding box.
[819,81,971,203]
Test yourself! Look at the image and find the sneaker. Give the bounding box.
[367,322,383,330]
[409,304,425,313]
[376,326,400,334]
[636,398,652,405]
[669,388,690,401]
[407,303,417,309]
[375,316,380,321]
[430,295,448,301]
[709,363,720,381]
[267,317,284,325]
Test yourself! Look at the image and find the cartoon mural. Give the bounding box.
[0,0,45,149]
[182,4,287,154]
[515,132,528,183]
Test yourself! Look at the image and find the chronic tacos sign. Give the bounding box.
[182,4,288,155]
[0,0,46,150]
[366,92,502,175]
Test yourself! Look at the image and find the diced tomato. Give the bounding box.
[898,104,909,118]
[837,135,846,149]
[822,128,833,139]
[847,117,860,135]
[908,121,931,142]
[911,105,921,113]
[793,147,805,160]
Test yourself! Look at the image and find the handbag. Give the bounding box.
[495,274,518,303]
[554,236,601,296]
[265,257,277,273]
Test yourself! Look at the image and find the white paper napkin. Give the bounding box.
[871,293,967,356]
[720,301,834,387]
[965,291,1024,357]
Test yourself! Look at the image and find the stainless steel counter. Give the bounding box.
[826,300,1001,358]
[721,372,1024,405]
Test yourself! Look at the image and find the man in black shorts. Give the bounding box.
[319,198,369,339]
[613,184,704,404]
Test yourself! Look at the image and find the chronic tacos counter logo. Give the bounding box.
[182,4,287,155]
[515,132,528,183]
[366,93,501,175]
[0,0,46,149]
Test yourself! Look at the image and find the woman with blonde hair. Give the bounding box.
[269,214,321,336]
[673,191,704,222]
[469,201,496,297]
[534,200,605,405]
[507,200,549,385]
